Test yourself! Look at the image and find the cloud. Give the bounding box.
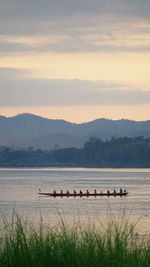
[0,68,150,107]
[0,1,150,53]
[1,20,150,53]
[1,0,150,18]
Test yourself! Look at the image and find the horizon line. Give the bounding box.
[0,112,150,124]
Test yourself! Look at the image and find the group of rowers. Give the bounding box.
[52,188,126,195]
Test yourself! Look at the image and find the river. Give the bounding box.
[0,168,150,235]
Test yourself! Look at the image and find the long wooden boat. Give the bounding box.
[38,192,128,197]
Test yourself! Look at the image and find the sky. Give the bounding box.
[0,0,150,123]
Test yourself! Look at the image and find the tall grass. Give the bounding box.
[0,213,150,267]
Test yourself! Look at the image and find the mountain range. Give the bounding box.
[0,113,150,149]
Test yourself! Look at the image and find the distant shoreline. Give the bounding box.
[1,136,150,168]
[0,166,150,169]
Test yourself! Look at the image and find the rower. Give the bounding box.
[73,190,76,195]
[114,189,116,194]
[86,189,89,195]
[66,190,70,195]
[60,190,63,195]
[107,190,110,195]
[94,189,97,195]
[79,190,82,194]
[54,190,56,195]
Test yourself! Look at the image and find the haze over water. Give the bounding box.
[0,168,150,235]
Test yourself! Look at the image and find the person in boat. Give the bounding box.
[86,189,89,195]
[79,190,83,195]
[120,188,123,194]
[60,190,63,195]
[54,190,56,195]
[107,190,110,195]
[73,190,76,195]
[114,189,116,194]
[94,189,97,195]
[66,190,70,195]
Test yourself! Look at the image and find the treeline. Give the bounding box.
[0,136,150,167]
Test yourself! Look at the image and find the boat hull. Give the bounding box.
[38,192,128,197]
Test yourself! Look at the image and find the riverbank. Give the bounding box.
[0,215,150,267]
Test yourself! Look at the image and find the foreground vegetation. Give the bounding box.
[0,215,150,267]
[0,136,150,167]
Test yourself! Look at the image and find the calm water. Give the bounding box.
[0,168,150,234]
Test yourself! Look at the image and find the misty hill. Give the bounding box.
[0,113,150,149]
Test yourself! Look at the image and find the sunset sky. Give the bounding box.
[0,0,150,122]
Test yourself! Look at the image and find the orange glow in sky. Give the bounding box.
[0,1,150,122]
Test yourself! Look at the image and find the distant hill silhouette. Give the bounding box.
[0,113,150,149]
